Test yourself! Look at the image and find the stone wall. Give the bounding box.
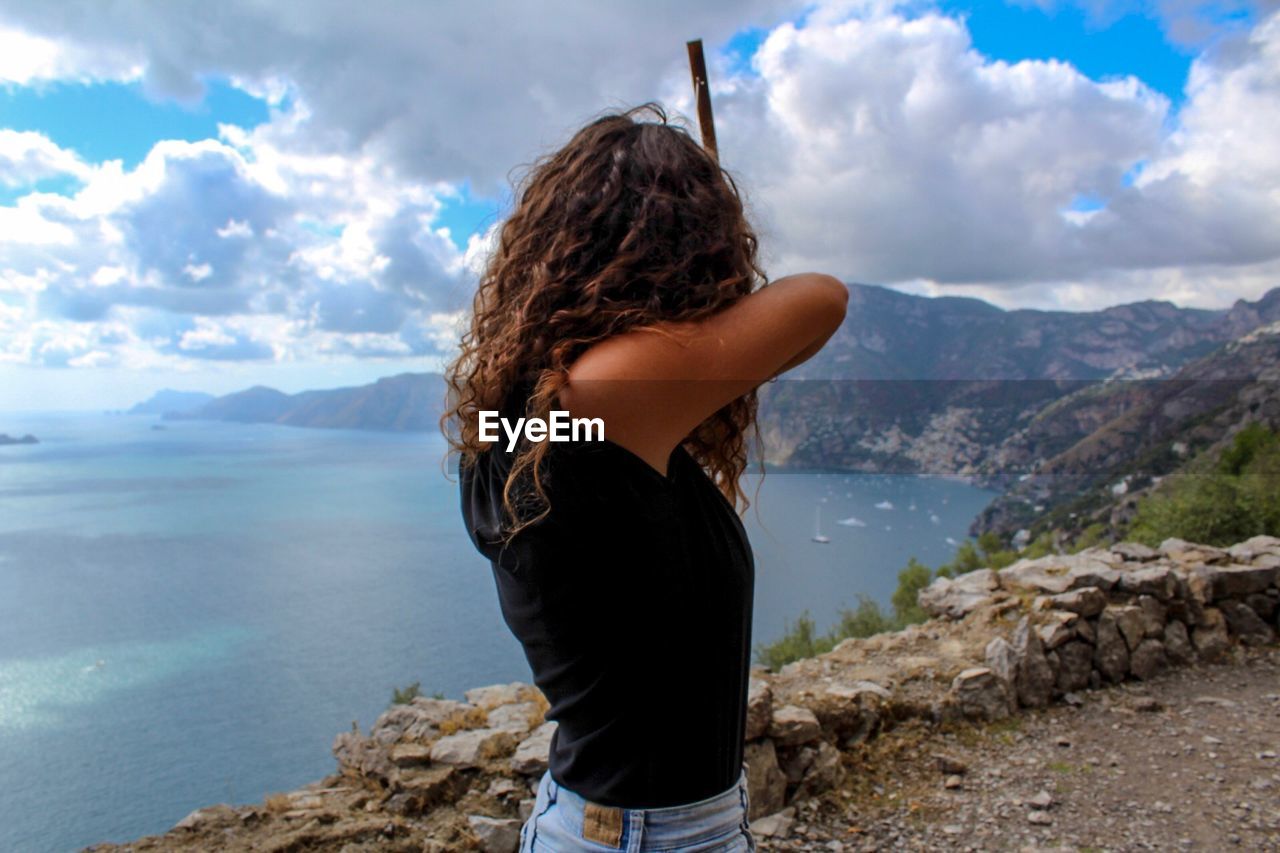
[131,535,1280,852]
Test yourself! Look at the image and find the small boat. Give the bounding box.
[811,506,831,544]
[874,499,894,510]
[836,516,866,528]
[929,512,941,525]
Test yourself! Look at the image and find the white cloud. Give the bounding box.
[1,0,1279,380]
[0,104,480,369]
[0,23,139,84]
[0,129,92,186]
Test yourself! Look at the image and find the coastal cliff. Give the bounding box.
[85,533,1280,852]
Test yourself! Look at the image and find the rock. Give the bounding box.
[1218,599,1276,645]
[1075,617,1097,644]
[1054,641,1093,693]
[1246,593,1276,621]
[1226,535,1280,562]
[430,728,515,768]
[1129,638,1168,681]
[768,704,822,746]
[487,777,518,798]
[999,558,1075,594]
[468,815,522,853]
[746,678,773,740]
[985,636,1017,685]
[465,682,541,711]
[1093,610,1130,683]
[1163,619,1194,665]
[1045,587,1107,618]
[811,680,888,744]
[1196,563,1277,599]
[1037,611,1078,650]
[511,721,556,775]
[1027,810,1053,826]
[1012,617,1055,708]
[390,766,458,814]
[750,806,795,838]
[950,667,1012,720]
[744,740,787,820]
[1118,565,1177,600]
[485,701,543,736]
[935,754,968,775]
[944,774,963,789]
[1110,605,1146,652]
[1028,790,1054,810]
[789,739,845,797]
[1159,537,1229,564]
[371,697,481,745]
[919,569,1000,619]
[1192,608,1230,660]
[173,805,237,832]
[1137,595,1168,638]
[332,729,395,784]
[389,742,433,768]
[518,798,535,821]
[1111,541,1159,561]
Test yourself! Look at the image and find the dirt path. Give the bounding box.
[756,645,1280,852]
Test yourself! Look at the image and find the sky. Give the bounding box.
[1,0,1278,410]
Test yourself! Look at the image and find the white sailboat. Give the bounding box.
[811,505,831,544]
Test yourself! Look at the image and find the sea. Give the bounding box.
[0,410,999,851]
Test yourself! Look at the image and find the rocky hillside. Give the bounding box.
[758,283,1280,476]
[972,320,1280,542]
[84,534,1280,852]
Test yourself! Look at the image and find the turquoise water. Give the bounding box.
[0,411,998,851]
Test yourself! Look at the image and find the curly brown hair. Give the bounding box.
[442,101,767,537]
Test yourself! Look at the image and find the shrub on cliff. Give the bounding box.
[1127,422,1280,547]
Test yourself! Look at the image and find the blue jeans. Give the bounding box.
[519,766,756,852]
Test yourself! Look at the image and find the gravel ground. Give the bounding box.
[754,644,1280,852]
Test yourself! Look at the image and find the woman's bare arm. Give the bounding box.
[559,273,848,473]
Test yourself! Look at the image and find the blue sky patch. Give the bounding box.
[722,26,770,76]
[433,181,507,250]
[0,78,270,170]
[1067,192,1108,212]
[937,0,1196,103]
[0,173,83,206]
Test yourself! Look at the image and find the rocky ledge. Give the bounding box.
[86,535,1280,852]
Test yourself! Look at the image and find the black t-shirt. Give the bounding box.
[458,389,755,808]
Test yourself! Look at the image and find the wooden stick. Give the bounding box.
[686,38,719,164]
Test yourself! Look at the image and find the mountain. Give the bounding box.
[127,389,217,415]
[152,284,1280,542]
[164,373,447,432]
[759,284,1280,478]
[970,319,1280,541]
[0,433,38,445]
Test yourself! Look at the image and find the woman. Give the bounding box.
[444,102,846,852]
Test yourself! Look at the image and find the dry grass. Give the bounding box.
[263,792,292,814]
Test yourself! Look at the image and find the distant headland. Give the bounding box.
[0,433,39,445]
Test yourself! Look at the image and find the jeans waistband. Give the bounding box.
[549,768,748,833]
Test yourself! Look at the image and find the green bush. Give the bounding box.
[754,611,836,671]
[1127,424,1280,547]
[389,681,422,706]
[891,558,932,625]
[835,594,896,639]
